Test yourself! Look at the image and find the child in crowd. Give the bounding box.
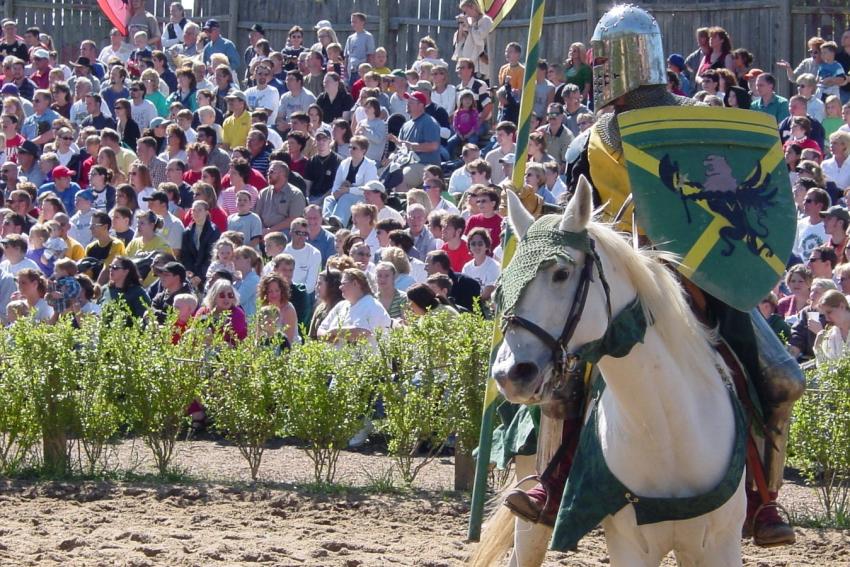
[817,41,846,99]
[48,258,80,315]
[172,293,199,343]
[26,224,58,277]
[823,95,844,141]
[448,90,479,159]
[206,238,237,281]
[6,299,29,325]
[262,233,287,275]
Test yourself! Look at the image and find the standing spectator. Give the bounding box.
[304,50,326,96]
[344,12,375,85]
[817,41,847,101]
[127,0,160,45]
[451,0,493,82]
[161,2,189,50]
[697,26,734,76]
[563,43,592,102]
[777,36,824,83]
[355,97,387,163]
[0,20,29,62]
[202,19,240,72]
[243,24,266,82]
[99,28,133,65]
[795,74,826,123]
[751,73,789,125]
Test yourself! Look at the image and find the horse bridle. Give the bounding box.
[502,236,613,380]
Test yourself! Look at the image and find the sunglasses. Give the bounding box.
[60,136,73,141]
[218,292,235,299]
[804,198,816,203]
[809,257,824,262]
[109,264,127,271]
[547,112,560,118]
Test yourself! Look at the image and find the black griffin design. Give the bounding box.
[659,154,779,258]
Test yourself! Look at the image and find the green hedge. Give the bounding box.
[0,304,492,486]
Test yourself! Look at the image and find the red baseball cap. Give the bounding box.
[52,165,73,179]
[403,91,428,105]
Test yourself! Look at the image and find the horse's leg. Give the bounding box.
[672,477,746,567]
[602,508,669,567]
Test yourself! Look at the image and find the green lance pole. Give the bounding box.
[468,0,547,541]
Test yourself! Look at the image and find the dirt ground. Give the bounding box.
[0,439,847,566]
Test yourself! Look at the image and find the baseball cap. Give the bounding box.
[667,54,685,70]
[225,90,248,103]
[203,19,220,30]
[142,190,169,204]
[150,117,167,128]
[1,19,17,28]
[820,205,850,223]
[499,153,516,165]
[315,19,332,30]
[403,91,428,105]
[75,189,95,202]
[413,80,432,93]
[32,48,49,60]
[363,180,387,194]
[17,140,40,158]
[391,69,406,79]
[743,68,764,80]
[52,165,73,179]
[162,261,187,280]
[314,129,331,140]
[0,83,19,96]
[250,23,266,34]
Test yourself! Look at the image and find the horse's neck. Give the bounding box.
[596,325,735,497]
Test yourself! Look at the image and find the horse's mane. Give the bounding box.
[587,222,729,386]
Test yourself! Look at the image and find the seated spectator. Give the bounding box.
[822,131,850,191]
[406,281,458,317]
[0,234,39,274]
[150,261,193,324]
[387,91,442,191]
[14,268,53,322]
[125,210,173,286]
[234,246,262,319]
[441,214,471,272]
[464,186,502,247]
[181,199,221,288]
[424,249,480,312]
[777,264,812,319]
[375,261,407,319]
[308,267,343,340]
[194,279,247,345]
[97,255,151,319]
[462,227,500,302]
[322,136,378,227]
[317,267,391,348]
[258,272,299,345]
[789,277,837,360]
[85,210,126,284]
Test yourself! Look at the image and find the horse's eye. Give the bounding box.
[553,268,570,283]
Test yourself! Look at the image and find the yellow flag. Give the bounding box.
[478,0,521,28]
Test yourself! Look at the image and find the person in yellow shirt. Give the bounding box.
[125,210,174,286]
[498,42,524,93]
[54,212,86,261]
[85,211,126,285]
[222,91,252,150]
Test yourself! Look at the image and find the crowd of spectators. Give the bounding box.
[4,5,850,375]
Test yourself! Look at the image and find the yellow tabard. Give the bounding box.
[588,125,636,233]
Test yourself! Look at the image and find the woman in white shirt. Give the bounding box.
[822,131,850,192]
[318,268,390,348]
[815,289,850,363]
[462,227,500,302]
[322,136,378,227]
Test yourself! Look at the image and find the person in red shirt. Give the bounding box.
[2,113,23,162]
[29,48,51,89]
[464,186,502,247]
[183,141,207,185]
[77,134,100,188]
[441,213,472,272]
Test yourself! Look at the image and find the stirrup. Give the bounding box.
[502,474,556,526]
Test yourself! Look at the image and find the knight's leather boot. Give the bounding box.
[745,489,796,546]
[503,484,557,527]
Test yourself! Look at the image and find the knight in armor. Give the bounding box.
[503,4,804,547]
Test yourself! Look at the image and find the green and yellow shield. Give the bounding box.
[619,107,795,312]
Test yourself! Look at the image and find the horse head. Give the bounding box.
[492,176,614,415]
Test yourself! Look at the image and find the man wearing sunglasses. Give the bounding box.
[245,62,280,125]
[537,102,573,172]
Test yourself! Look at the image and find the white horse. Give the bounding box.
[470,178,746,566]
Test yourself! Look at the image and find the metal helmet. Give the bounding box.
[591,4,666,108]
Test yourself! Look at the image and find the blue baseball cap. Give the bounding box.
[667,54,685,71]
[75,189,95,202]
[203,19,220,30]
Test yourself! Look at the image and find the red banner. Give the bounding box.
[97,0,130,36]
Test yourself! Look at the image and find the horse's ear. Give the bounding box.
[506,188,534,240]
[560,175,593,233]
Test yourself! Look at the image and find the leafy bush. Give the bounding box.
[791,357,850,524]
[208,335,287,481]
[0,327,40,475]
[278,339,379,484]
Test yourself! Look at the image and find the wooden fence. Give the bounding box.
[2,0,850,97]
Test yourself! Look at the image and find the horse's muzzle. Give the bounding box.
[494,361,545,403]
